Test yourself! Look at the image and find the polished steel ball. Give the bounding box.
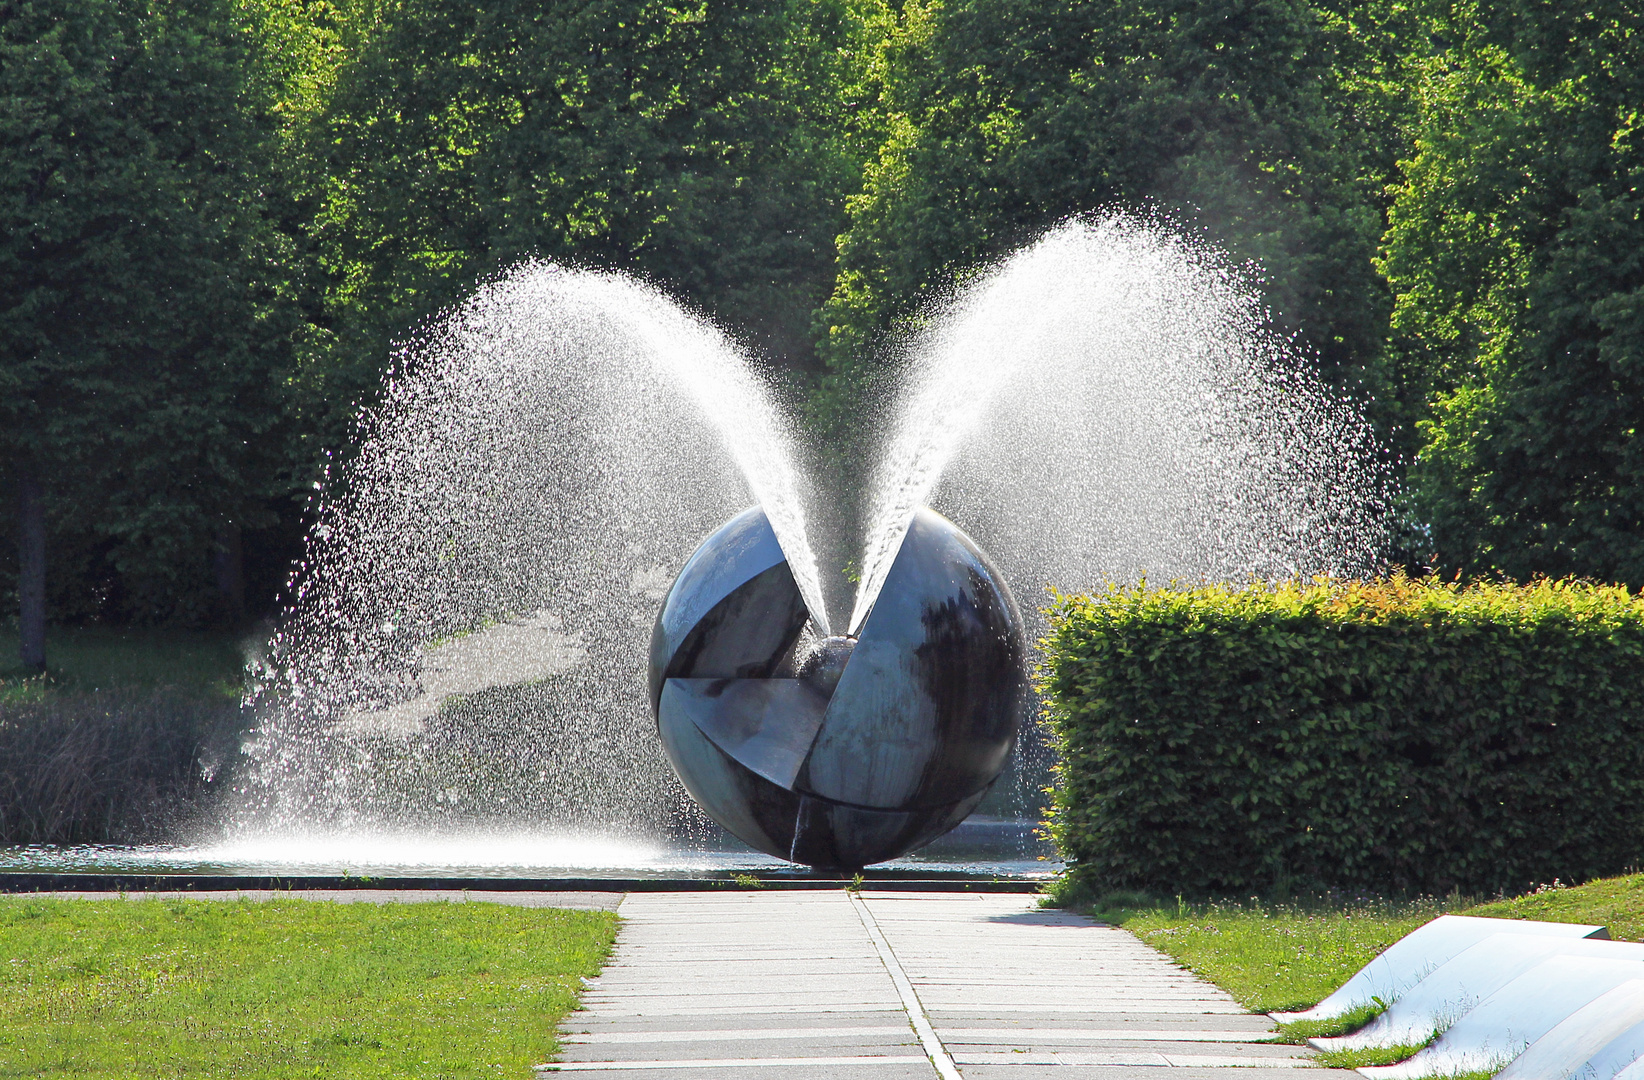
[649,505,1025,869]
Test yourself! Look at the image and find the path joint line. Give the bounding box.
[847,891,963,1080]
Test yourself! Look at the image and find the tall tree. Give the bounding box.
[288,0,885,439]
[811,0,1420,440]
[1381,0,1644,584]
[0,0,297,634]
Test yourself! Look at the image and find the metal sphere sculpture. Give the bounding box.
[649,505,1025,869]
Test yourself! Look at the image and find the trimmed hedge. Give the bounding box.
[1041,577,1644,897]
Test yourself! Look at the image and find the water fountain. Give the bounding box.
[0,213,1391,880]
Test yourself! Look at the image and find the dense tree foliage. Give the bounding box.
[1380,0,1644,585]
[292,0,883,423]
[2,0,1643,648]
[1,0,885,637]
[810,0,1421,436]
[0,0,299,634]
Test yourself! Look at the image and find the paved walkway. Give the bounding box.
[549,892,1348,1078]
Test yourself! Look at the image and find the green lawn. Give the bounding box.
[0,623,246,702]
[1073,873,1644,1028]
[1105,896,1453,1014]
[1467,874,1644,941]
[0,896,618,1079]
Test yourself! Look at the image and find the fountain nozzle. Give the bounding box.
[798,635,856,697]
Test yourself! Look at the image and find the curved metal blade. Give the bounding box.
[662,677,829,790]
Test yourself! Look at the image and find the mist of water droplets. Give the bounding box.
[852,214,1392,633]
[228,264,823,843]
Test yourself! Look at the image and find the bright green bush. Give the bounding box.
[1041,576,1644,897]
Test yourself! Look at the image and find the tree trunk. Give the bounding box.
[212,521,244,625]
[16,467,45,673]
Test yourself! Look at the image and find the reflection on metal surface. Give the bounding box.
[1287,918,1644,1080]
[651,505,1025,868]
[1495,979,1644,1080]
[1583,1017,1644,1080]
[1361,957,1644,1080]
[1271,914,1607,1025]
[1312,935,1644,1054]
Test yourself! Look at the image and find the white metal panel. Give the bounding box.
[1273,915,1607,1024]
[1612,1054,1644,1080]
[1311,935,1644,1052]
[1357,956,1644,1079]
[1494,980,1644,1080]
[1572,1018,1644,1080]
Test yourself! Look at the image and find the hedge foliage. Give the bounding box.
[1040,576,1644,898]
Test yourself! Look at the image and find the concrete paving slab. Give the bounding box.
[566,1043,921,1063]
[578,999,914,1012]
[944,1052,1309,1068]
[956,1068,1320,1079]
[945,1044,1311,1062]
[549,1058,940,1071]
[587,975,895,993]
[540,890,1356,1078]
[924,1002,1245,1016]
[910,1014,1277,1032]
[567,1028,914,1045]
[566,1013,907,1035]
[938,1029,1279,1044]
[953,1052,1173,1067]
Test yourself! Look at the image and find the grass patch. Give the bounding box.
[1466,873,1644,941]
[1057,869,1644,1045]
[0,685,236,843]
[0,624,253,842]
[1273,1000,1385,1042]
[1110,895,1451,1014]
[0,623,246,701]
[0,896,617,1078]
[1312,1038,1436,1069]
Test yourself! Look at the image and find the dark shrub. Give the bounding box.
[0,687,234,844]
